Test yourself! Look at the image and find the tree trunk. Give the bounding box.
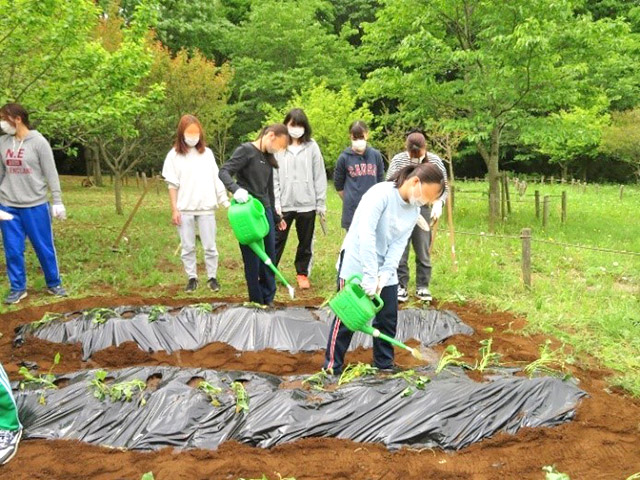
[85,154,92,183]
[477,127,501,230]
[114,171,123,215]
[93,152,103,187]
[561,163,568,182]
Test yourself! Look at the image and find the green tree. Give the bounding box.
[361,0,639,227]
[133,41,235,172]
[263,82,374,172]
[521,105,608,181]
[227,0,358,139]
[600,109,640,182]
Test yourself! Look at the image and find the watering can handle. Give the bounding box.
[370,293,384,313]
[230,193,254,206]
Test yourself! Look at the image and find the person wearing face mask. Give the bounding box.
[162,114,230,292]
[324,163,445,375]
[0,103,67,304]
[386,131,449,303]
[219,124,289,306]
[334,120,385,231]
[273,109,327,290]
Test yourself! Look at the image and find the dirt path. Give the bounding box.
[1,296,639,479]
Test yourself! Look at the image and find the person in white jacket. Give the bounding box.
[162,115,230,292]
[273,109,327,290]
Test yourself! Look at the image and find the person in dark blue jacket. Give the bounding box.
[333,121,385,230]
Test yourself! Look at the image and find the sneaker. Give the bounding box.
[207,278,220,291]
[296,274,310,289]
[378,365,404,375]
[47,285,67,297]
[416,287,432,302]
[5,290,27,304]
[185,278,198,292]
[0,428,22,465]
[397,286,409,303]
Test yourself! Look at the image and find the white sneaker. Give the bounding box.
[397,287,409,302]
[0,427,22,465]
[416,287,432,302]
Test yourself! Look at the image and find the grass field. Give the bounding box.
[2,175,639,395]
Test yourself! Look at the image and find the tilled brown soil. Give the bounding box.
[1,295,639,480]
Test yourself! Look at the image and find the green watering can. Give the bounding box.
[328,275,423,360]
[228,195,295,299]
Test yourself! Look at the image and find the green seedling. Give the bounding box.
[89,369,147,406]
[141,473,155,480]
[436,345,466,374]
[626,474,640,480]
[391,369,431,397]
[338,363,378,386]
[302,369,330,391]
[524,340,571,379]
[231,381,249,413]
[88,308,118,324]
[19,352,61,405]
[542,465,571,480]
[475,338,501,373]
[29,312,63,331]
[148,305,168,323]
[191,303,213,314]
[198,380,222,407]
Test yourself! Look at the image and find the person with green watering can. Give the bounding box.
[0,362,21,464]
[219,124,289,306]
[324,162,445,375]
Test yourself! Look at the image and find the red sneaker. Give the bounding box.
[297,274,311,289]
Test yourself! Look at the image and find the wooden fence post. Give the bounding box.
[561,191,567,224]
[521,228,532,289]
[543,195,550,228]
[582,182,587,194]
[620,184,624,200]
[535,190,540,219]
[141,172,148,190]
[135,172,140,189]
[155,175,160,196]
[500,174,507,221]
[504,172,512,214]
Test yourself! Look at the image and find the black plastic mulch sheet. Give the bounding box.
[14,366,586,451]
[14,305,474,360]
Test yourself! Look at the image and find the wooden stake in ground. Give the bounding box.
[521,228,532,289]
[445,194,458,272]
[111,176,155,252]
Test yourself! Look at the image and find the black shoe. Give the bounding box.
[266,302,275,308]
[207,278,220,291]
[185,278,198,292]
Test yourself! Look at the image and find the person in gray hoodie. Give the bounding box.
[0,103,67,304]
[273,109,327,289]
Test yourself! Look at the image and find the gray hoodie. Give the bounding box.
[0,130,62,207]
[273,139,327,213]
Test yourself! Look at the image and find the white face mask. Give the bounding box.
[409,182,426,207]
[352,139,367,152]
[1,120,16,136]
[288,126,304,139]
[184,134,199,147]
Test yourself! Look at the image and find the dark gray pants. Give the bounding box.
[397,205,431,289]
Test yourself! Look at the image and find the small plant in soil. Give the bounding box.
[148,305,168,323]
[231,381,249,413]
[88,308,118,324]
[543,465,571,480]
[524,340,571,379]
[140,472,155,480]
[29,312,63,331]
[19,352,61,405]
[198,380,223,406]
[90,369,147,406]
[338,363,378,386]
[474,337,501,373]
[391,369,431,397]
[302,369,331,391]
[436,345,466,374]
[191,303,213,314]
